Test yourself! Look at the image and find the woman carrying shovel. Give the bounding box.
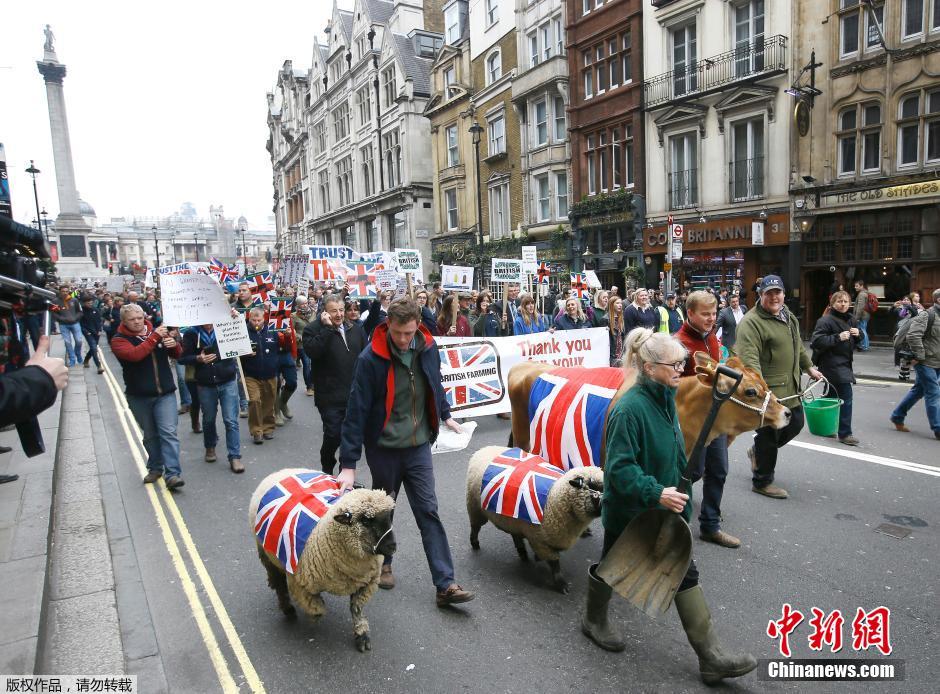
[581,327,757,685]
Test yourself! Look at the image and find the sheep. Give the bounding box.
[466,446,603,594]
[249,468,396,652]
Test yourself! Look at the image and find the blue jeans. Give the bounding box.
[127,392,182,479]
[299,350,313,389]
[238,377,248,412]
[175,362,191,406]
[197,379,241,461]
[857,318,870,351]
[690,434,728,534]
[891,364,940,433]
[60,323,83,365]
[831,381,854,439]
[365,443,456,591]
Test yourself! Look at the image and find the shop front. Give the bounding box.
[643,212,791,307]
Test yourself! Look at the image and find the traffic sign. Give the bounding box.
[664,262,673,271]
[672,224,684,240]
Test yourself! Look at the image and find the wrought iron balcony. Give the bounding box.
[644,35,787,109]
[729,157,765,202]
[669,169,698,210]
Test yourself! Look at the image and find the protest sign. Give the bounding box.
[159,273,231,327]
[490,258,523,284]
[144,268,156,288]
[521,245,538,273]
[281,254,308,286]
[297,277,310,297]
[375,269,398,292]
[585,270,602,289]
[214,314,254,359]
[158,262,195,275]
[442,265,474,291]
[436,327,610,417]
[105,275,125,292]
[395,248,423,278]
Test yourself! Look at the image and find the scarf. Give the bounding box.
[196,326,217,348]
[296,304,314,320]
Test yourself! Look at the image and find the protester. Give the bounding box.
[810,291,861,446]
[736,276,823,499]
[362,291,392,338]
[890,287,940,439]
[438,294,472,336]
[554,297,591,330]
[110,303,185,489]
[504,283,522,326]
[607,296,626,367]
[468,291,488,327]
[105,295,124,343]
[592,290,609,328]
[583,327,757,683]
[241,307,282,444]
[79,293,105,374]
[473,293,508,337]
[853,280,872,352]
[675,291,738,547]
[274,317,298,427]
[234,282,256,312]
[715,292,745,351]
[180,321,243,472]
[457,291,473,320]
[513,293,552,335]
[53,286,83,367]
[415,289,439,336]
[656,292,684,334]
[430,282,444,314]
[302,294,367,475]
[292,295,316,396]
[344,296,363,327]
[337,297,474,604]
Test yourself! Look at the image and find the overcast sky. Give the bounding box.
[1,0,337,228]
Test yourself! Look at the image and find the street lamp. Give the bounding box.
[151,225,161,270]
[469,119,485,289]
[25,161,43,236]
[193,230,200,262]
[40,208,49,242]
[240,224,248,271]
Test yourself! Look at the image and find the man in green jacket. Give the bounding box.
[735,276,823,499]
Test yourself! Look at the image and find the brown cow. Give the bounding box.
[508,353,790,463]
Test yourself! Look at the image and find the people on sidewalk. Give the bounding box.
[79,294,104,373]
[240,307,282,445]
[735,276,823,499]
[890,288,940,440]
[810,291,861,446]
[853,280,872,352]
[110,304,185,490]
[53,286,83,367]
[715,292,745,351]
[338,297,475,607]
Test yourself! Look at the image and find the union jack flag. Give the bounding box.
[208,257,239,284]
[536,262,551,285]
[346,261,383,299]
[439,341,504,411]
[267,296,294,331]
[528,367,625,470]
[570,273,588,298]
[246,272,275,304]
[254,471,343,573]
[480,448,564,524]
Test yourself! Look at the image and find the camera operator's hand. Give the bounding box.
[27,336,68,392]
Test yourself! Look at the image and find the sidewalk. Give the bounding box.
[802,341,898,382]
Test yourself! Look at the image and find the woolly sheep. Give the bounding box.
[249,469,397,652]
[466,446,603,593]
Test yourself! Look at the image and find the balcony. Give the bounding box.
[729,157,764,202]
[669,169,698,210]
[644,35,787,109]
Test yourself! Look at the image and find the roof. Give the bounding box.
[393,34,433,97]
[363,0,394,25]
[292,68,307,79]
[337,10,353,40]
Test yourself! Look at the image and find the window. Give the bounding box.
[596,45,607,93]
[529,32,539,67]
[586,135,597,195]
[488,115,505,155]
[865,2,885,50]
[541,23,552,61]
[314,121,327,154]
[534,100,548,146]
[903,0,925,38]
[445,189,458,230]
[444,65,456,91]
[837,107,858,175]
[391,211,408,248]
[486,0,498,26]
[536,175,550,222]
[731,118,764,200]
[445,4,461,44]
[554,97,567,140]
[488,183,510,239]
[357,85,372,126]
[928,90,940,161]
[583,51,594,98]
[555,172,568,219]
[332,102,350,141]
[934,0,940,30]
[382,67,397,108]
[898,93,921,167]
[318,169,331,213]
[734,0,765,77]
[672,23,698,96]
[336,157,352,206]
[446,125,459,166]
[670,132,698,208]
[487,50,501,84]
[361,145,374,197]
[599,132,609,191]
[609,38,620,88]
[555,18,564,56]
[384,129,401,187]
[862,103,882,172]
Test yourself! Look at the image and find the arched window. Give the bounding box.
[486,50,502,85]
[836,101,882,176]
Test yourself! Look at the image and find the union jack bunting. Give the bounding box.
[246,272,275,304]
[267,296,294,332]
[528,367,625,470]
[345,261,383,299]
[536,262,551,285]
[254,471,343,574]
[208,257,239,284]
[480,448,564,525]
[570,273,588,298]
[439,341,504,411]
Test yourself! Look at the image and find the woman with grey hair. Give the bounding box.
[582,327,757,685]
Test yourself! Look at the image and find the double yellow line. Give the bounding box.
[98,353,265,693]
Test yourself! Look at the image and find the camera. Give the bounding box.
[897,349,914,381]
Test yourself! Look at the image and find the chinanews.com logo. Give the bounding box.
[758,604,904,682]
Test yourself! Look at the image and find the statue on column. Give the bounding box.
[43,25,55,52]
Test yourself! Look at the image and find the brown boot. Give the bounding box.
[379,565,395,590]
[204,448,217,463]
[752,483,788,499]
[700,530,741,548]
[891,419,910,432]
[229,457,244,474]
[436,583,475,607]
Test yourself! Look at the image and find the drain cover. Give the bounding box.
[875,523,912,539]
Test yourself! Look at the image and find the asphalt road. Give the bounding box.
[93,349,938,694]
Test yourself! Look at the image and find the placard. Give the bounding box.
[751,221,765,246]
[584,270,602,289]
[105,276,125,292]
[491,258,523,284]
[297,277,310,298]
[521,245,538,273]
[159,273,232,327]
[375,269,398,292]
[281,254,308,286]
[442,265,474,291]
[395,248,423,277]
[214,314,254,358]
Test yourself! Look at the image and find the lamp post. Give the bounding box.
[469,120,485,289]
[240,224,248,272]
[193,230,200,262]
[40,208,49,242]
[151,225,161,270]
[25,161,43,235]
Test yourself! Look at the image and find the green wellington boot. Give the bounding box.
[674,585,758,685]
[580,564,626,652]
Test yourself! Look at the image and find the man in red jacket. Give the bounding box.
[674,290,739,548]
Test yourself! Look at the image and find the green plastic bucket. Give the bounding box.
[803,398,842,437]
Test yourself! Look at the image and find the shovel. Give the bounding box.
[596,364,744,617]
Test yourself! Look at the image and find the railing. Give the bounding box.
[669,169,698,210]
[644,35,787,108]
[729,157,765,202]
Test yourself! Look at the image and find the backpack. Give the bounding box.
[894,308,936,353]
[865,291,879,315]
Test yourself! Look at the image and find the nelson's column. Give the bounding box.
[36,25,99,279]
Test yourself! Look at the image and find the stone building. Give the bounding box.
[641,0,793,300]
[791,0,940,335]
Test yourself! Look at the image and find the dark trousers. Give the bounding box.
[299,351,313,389]
[82,332,102,367]
[831,382,854,439]
[21,315,41,350]
[689,435,728,534]
[317,406,346,475]
[602,528,698,591]
[277,353,297,404]
[187,381,201,430]
[365,442,456,591]
[752,406,805,487]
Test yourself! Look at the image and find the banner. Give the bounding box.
[491,258,523,284]
[395,248,423,278]
[158,262,196,276]
[214,314,254,358]
[375,269,398,292]
[105,276,125,292]
[281,254,308,286]
[442,265,474,291]
[159,273,232,327]
[436,327,610,417]
[521,245,538,273]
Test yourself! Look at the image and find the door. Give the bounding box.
[672,23,698,97]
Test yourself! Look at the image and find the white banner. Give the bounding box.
[105,275,125,292]
[442,265,474,291]
[375,269,398,292]
[281,254,308,286]
[585,270,602,289]
[395,248,423,278]
[159,273,232,327]
[213,314,254,358]
[521,245,538,273]
[491,258,523,284]
[436,327,610,417]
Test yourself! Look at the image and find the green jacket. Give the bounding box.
[735,303,813,404]
[602,378,691,539]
